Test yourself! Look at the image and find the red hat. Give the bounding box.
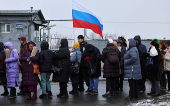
[18,37,26,42]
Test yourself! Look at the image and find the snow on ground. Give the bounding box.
[129,93,170,106]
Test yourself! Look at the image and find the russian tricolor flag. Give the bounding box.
[72,1,103,39]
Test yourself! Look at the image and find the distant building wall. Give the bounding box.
[0,15,42,52]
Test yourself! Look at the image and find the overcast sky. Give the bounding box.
[1,0,170,40]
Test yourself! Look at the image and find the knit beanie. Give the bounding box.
[151,39,160,48]
[107,38,114,44]
[73,42,80,49]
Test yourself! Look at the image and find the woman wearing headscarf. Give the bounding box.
[21,41,39,100]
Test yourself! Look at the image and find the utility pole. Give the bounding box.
[84,28,88,40]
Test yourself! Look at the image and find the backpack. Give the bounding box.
[105,48,119,64]
[70,52,80,75]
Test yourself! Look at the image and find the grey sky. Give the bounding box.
[1,0,170,39]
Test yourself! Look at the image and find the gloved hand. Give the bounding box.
[27,57,32,61]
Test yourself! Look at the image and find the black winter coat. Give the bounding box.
[84,44,101,78]
[147,46,161,81]
[39,41,53,73]
[0,42,6,73]
[80,41,89,68]
[52,39,70,83]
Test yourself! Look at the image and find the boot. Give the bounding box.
[69,84,78,94]
[57,89,62,97]
[31,93,37,100]
[102,91,112,98]
[8,88,16,99]
[39,94,47,99]
[1,86,9,96]
[26,92,31,100]
[48,91,53,96]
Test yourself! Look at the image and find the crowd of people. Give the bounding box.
[0,35,170,101]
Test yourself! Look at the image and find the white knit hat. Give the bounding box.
[107,38,114,44]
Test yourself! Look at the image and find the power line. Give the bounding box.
[103,22,170,24]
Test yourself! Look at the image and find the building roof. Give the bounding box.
[0,10,47,23]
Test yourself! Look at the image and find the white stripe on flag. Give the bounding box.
[72,1,102,24]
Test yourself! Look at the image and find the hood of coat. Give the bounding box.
[4,42,14,51]
[0,42,4,51]
[116,39,123,45]
[61,39,68,48]
[128,39,136,49]
[41,41,49,51]
[134,35,141,45]
[85,44,95,52]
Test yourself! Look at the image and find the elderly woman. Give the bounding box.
[124,39,142,100]
[21,41,39,100]
[4,42,20,99]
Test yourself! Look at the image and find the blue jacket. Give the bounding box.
[70,48,81,63]
[134,35,147,53]
[124,39,142,79]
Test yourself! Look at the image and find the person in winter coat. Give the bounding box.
[17,37,28,95]
[147,39,161,96]
[124,39,142,100]
[101,39,121,97]
[164,40,170,91]
[69,42,81,94]
[77,35,90,91]
[52,39,70,98]
[83,44,101,95]
[4,42,20,99]
[21,41,39,100]
[134,35,147,93]
[39,41,53,99]
[116,38,126,91]
[0,42,9,96]
[159,41,167,89]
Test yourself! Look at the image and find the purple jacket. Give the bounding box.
[21,48,39,86]
[4,42,20,88]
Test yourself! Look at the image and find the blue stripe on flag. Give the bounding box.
[72,9,103,31]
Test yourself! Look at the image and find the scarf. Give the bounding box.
[118,46,122,52]
[29,46,38,64]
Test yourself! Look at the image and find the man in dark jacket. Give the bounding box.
[101,39,121,97]
[53,39,70,98]
[0,42,9,96]
[116,39,126,91]
[134,35,147,93]
[39,41,53,99]
[17,37,28,95]
[83,44,101,95]
[77,35,90,91]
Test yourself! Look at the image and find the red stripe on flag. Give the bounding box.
[73,19,103,39]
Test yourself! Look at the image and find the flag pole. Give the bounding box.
[73,27,75,43]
